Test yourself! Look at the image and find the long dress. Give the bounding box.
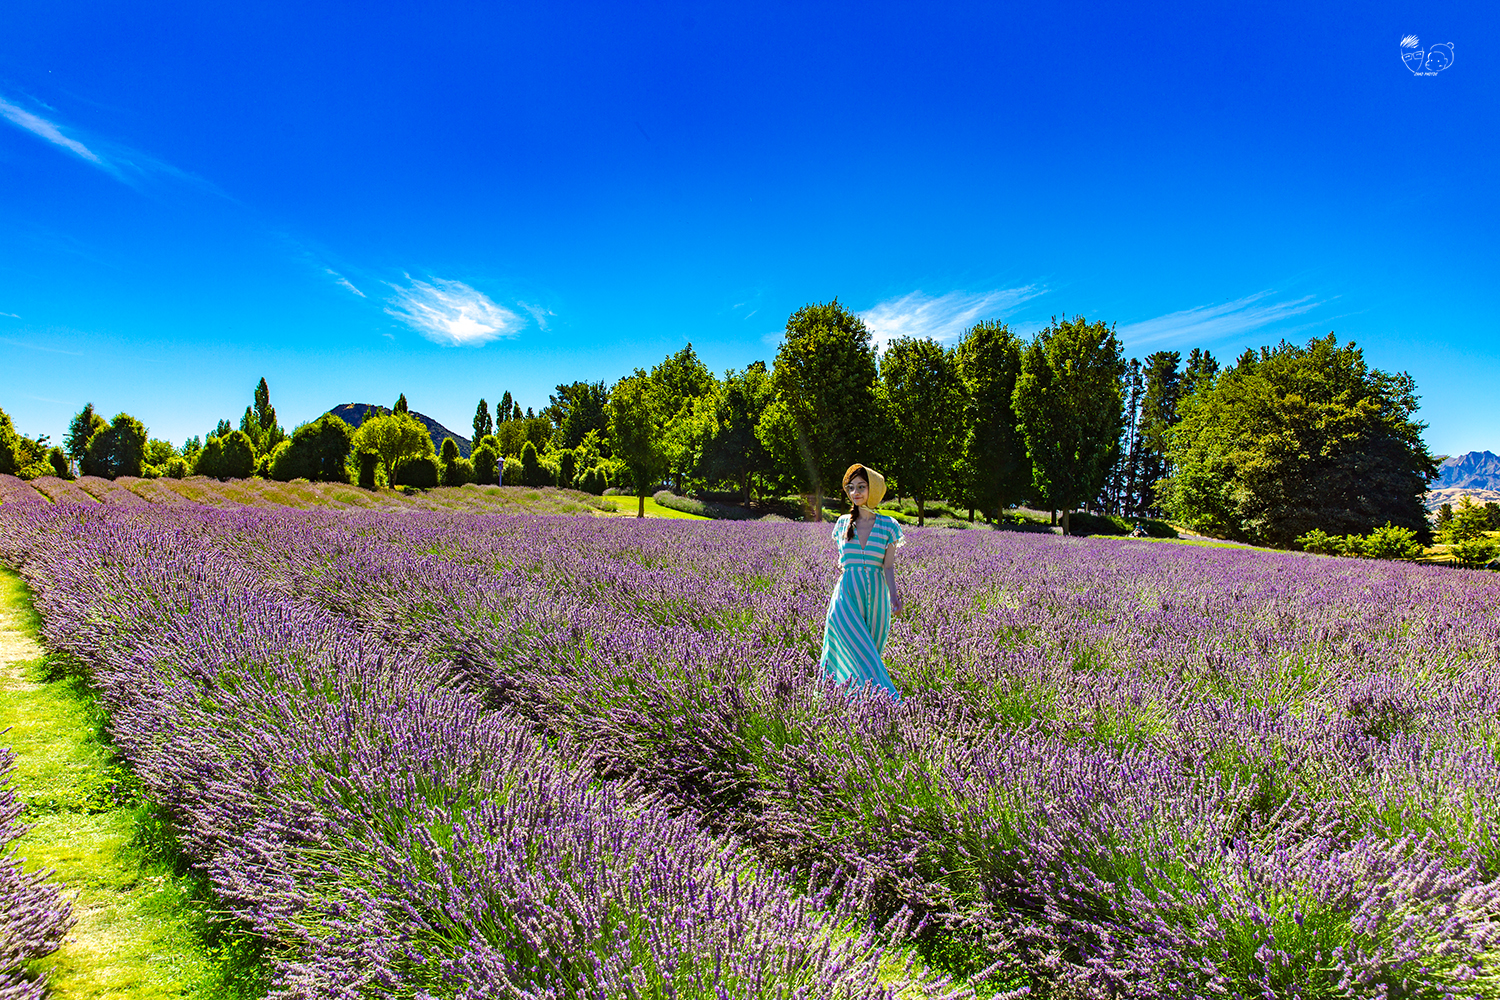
[819,512,904,699]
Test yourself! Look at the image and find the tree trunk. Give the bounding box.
[810,490,824,523]
[1061,509,1072,535]
[1051,509,1057,526]
[968,507,975,523]
[741,471,750,503]
[637,493,646,518]
[917,496,926,527]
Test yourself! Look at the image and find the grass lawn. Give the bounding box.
[596,496,711,519]
[0,570,267,1000]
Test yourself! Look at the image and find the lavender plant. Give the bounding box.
[1,745,74,1000]
[1,500,1498,997]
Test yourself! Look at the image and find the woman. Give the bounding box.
[819,463,904,700]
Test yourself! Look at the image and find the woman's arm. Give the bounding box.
[883,540,902,616]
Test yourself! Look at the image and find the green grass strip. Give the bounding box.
[0,569,269,1000]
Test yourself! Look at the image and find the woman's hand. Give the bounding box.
[891,594,904,617]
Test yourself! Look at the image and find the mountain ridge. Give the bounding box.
[326,403,471,458]
[1433,450,1500,490]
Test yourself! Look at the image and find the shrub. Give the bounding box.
[440,437,461,463]
[1440,497,1492,544]
[273,415,355,483]
[394,455,440,489]
[502,456,523,486]
[443,457,475,487]
[1361,522,1424,561]
[519,442,552,487]
[163,456,190,479]
[194,430,256,480]
[1068,512,1178,538]
[1296,529,1341,555]
[47,446,70,479]
[1450,537,1500,570]
[358,451,379,490]
[653,491,760,520]
[576,465,609,495]
[471,444,500,486]
[556,449,578,490]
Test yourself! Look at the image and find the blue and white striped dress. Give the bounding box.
[819,512,904,699]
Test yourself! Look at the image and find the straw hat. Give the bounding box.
[842,463,886,509]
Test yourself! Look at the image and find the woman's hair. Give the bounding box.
[843,465,867,541]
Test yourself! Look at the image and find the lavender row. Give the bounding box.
[0,745,73,1000]
[0,506,955,1000]
[189,507,1500,995]
[6,504,1500,995]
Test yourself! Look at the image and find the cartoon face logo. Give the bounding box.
[1400,36,1455,76]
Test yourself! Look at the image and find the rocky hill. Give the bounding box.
[1433,450,1500,490]
[328,404,471,458]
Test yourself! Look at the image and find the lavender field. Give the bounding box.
[2,481,1500,999]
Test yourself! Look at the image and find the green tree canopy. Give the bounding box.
[953,320,1030,521]
[64,403,105,472]
[1134,350,1184,517]
[472,399,493,443]
[352,411,434,485]
[1162,334,1437,547]
[393,393,409,415]
[271,414,355,483]
[549,381,611,450]
[193,429,255,480]
[238,378,287,456]
[81,412,150,479]
[1013,315,1126,534]
[880,336,964,525]
[0,407,22,477]
[761,299,881,517]
[609,372,670,517]
[702,362,774,500]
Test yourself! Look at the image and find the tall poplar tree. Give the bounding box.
[1012,315,1126,535]
[472,399,493,443]
[953,321,1030,522]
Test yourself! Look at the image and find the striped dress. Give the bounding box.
[819,512,904,699]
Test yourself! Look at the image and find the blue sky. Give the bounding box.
[2,1,1495,457]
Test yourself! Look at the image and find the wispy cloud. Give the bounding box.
[0,337,85,357]
[860,286,1046,351]
[518,301,553,332]
[24,394,70,405]
[326,268,366,298]
[385,276,520,346]
[0,95,106,167]
[0,311,20,320]
[1116,291,1323,347]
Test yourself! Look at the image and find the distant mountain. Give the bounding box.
[1433,451,1500,490]
[327,403,471,458]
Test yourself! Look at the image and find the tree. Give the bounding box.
[498,391,514,422]
[1181,349,1220,399]
[239,377,287,456]
[762,299,881,518]
[952,321,1030,521]
[472,400,493,443]
[194,429,255,480]
[1012,316,1126,534]
[64,404,105,474]
[212,418,233,439]
[81,413,150,479]
[1101,358,1144,517]
[352,411,434,485]
[0,407,21,476]
[394,393,409,415]
[271,415,355,482]
[881,336,964,526]
[1441,496,1492,544]
[496,420,528,457]
[609,372,670,517]
[518,441,552,487]
[472,439,501,485]
[649,346,716,491]
[1134,351,1183,517]
[1162,334,1437,547]
[702,362,775,501]
[1487,502,1500,530]
[549,381,611,450]
[144,439,176,468]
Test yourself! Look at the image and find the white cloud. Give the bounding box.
[0,311,20,319]
[518,301,553,332]
[860,286,1046,351]
[385,276,520,346]
[326,269,366,298]
[0,96,106,166]
[1115,291,1322,348]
